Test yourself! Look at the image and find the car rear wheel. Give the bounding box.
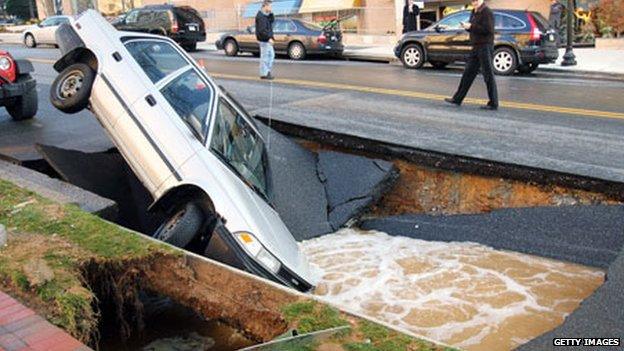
[224,39,238,56]
[288,42,306,60]
[517,63,539,74]
[50,63,95,114]
[153,202,204,249]
[6,74,38,121]
[401,44,424,69]
[24,34,36,48]
[492,47,518,76]
[430,61,448,69]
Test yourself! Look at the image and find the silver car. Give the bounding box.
[48,10,314,291]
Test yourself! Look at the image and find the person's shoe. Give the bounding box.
[480,104,498,111]
[260,73,274,80]
[444,97,461,106]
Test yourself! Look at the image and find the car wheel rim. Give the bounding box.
[158,208,186,239]
[226,42,235,54]
[26,36,33,46]
[291,45,302,59]
[404,48,421,66]
[57,70,84,99]
[494,51,513,72]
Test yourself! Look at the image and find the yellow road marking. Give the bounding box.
[30,57,624,120]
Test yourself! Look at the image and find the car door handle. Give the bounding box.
[145,95,157,106]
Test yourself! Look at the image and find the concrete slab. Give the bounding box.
[0,159,117,219]
[361,205,624,268]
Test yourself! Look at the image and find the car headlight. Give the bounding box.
[0,57,11,71]
[235,232,281,274]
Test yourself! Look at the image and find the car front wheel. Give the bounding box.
[401,44,424,69]
[224,39,238,56]
[492,47,518,76]
[50,63,95,114]
[154,202,204,249]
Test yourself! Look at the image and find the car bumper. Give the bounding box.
[393,43,402,58]
[203,220,314,292]
[215,39,224,50]
[520,46,559,64]
[0,76,36,104]
[172,32,207,44]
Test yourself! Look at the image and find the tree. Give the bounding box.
[596,0,624,37]
[5,0,36,19]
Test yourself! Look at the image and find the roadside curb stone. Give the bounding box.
[0,224,6,247]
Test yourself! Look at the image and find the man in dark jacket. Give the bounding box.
[445,0,499,110]
[402,0,420,33]
[255,1,275,80]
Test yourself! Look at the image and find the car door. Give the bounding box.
[238,25,259,52]
[37,17,58,44]
[427,12,471,61]
[272,20,290,52]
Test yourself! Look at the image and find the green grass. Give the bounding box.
[282,301,349,334]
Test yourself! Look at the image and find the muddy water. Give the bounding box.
[301,229,604,351]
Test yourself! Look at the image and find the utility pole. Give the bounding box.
[561,0,577,66]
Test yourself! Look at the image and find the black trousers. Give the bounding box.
[452,44,499,107]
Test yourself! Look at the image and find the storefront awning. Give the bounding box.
[243,0,302,18]
[298,0,362,14]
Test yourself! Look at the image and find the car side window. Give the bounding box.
[58,18,69,25]
[152,10,170,27]
[437,12,471,30]
[502,14,526,29]
[273,20,287,33]
[125,10,139,24]
[137,11,153,25]
[210,99,269,200]
[160,69,212,140]
[286,21,297,32]
[125,41,189,83]
[40,18,55,27]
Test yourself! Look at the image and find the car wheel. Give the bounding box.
[288,42,306,60]
[517,63,539,75]
[224,39,239,56]
[50,63,95,114]
[183,42,197,52]
[6,75,37,121]
[252,51,260,57]
[24,34,36,48]
[401,44,424,69]
[430,61,448,69]
[153,202,204,249]
[492,47,518,76]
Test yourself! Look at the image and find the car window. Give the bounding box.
[125,41,189,83]
[300,20,322,31]
[57,17,70,25]
[152,10,171,27]
[174,8,202,24]
[437,12,471,30]
[125,10,139,23]
[273,20,288,33]
[136,10,153,25]
[495,13,525,30]
[40,17,56,26]
[160,69,212,140]
[210,99,270,200]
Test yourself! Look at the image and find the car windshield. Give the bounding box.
[125,40,189,83]
[210,99,270,201]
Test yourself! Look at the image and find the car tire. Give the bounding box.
[252,51,260,57]
[430,61,448,69]
[50,63,95,114]
[6,75,38,121]
[184,42,197,52]
[153,202,204,249]
[288,42,306,60]
[517,63,539,75]
[224,39,238,56]
[492,47,518,76]
[401,44,424,69]
[24,33,36,48]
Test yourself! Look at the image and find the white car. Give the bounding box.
[23,15,72,48]
[49,10,314,292]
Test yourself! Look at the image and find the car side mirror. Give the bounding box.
[434,25,441,32]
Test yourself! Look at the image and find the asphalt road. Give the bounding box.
[2,44,624,184]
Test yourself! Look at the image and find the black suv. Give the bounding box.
[114,5,206,51]
[394,9,558,75]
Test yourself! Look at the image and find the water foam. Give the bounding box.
[301,229,604,351]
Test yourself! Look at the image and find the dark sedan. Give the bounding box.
[394,9,559,75]
[216,18,343,60]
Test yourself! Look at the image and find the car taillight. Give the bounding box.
[527,13,542,41]
[172,20,179,33]
[317,34,327,45]
[0,54,16,83]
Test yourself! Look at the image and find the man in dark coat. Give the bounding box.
[402,0,420,33]
[445,0,499,110]
[255,1,275,80]
[549,0,565,30]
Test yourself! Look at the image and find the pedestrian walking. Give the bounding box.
[255,1,275,80]
[445,0,498,110]
[402,0,420,33]
[549,0,565,45]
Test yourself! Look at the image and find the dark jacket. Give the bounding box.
[402,4,420,33]
[468,5,494,47]
[549,1,564,28]
[255,11,274,42]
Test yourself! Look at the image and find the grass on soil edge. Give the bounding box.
[0,179,179,343]
[281,300,460,351]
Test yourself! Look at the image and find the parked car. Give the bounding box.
[215,18,343,60]
[394,9,558,75]
[50,10,314,292]
[0,51,37,121]
[113,4,206,52]
[23,15,71,48]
